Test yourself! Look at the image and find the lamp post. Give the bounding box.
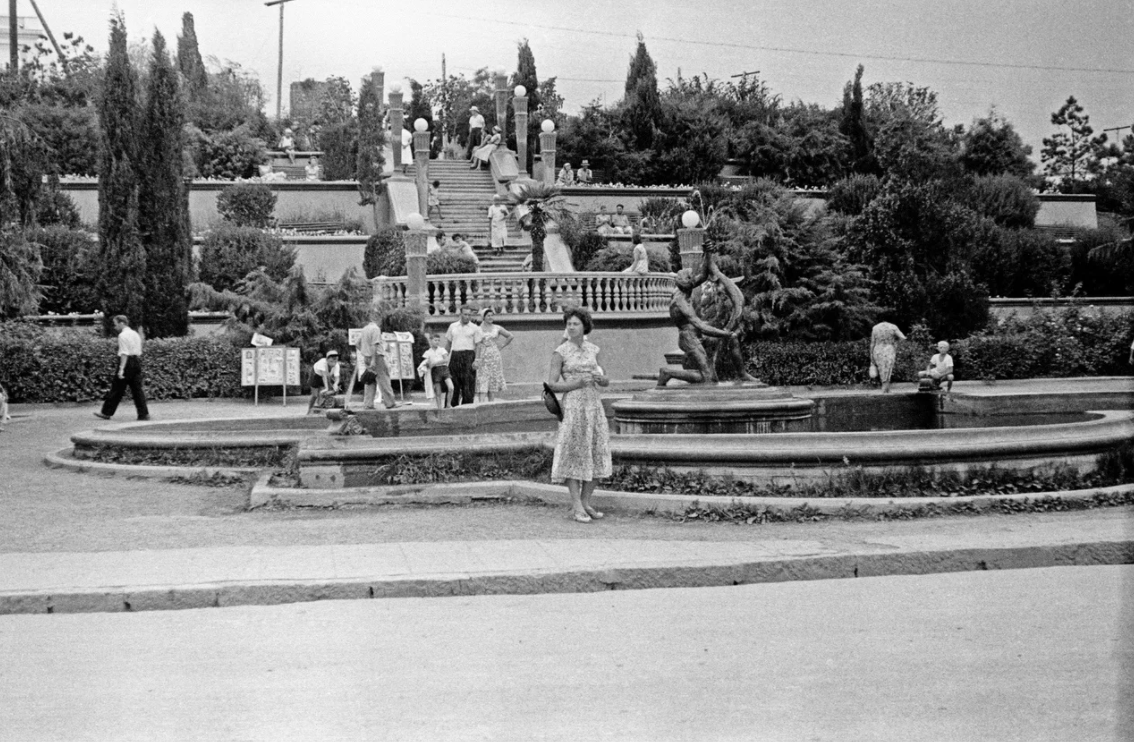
[677,210,705,270]
[404,212,428,308]
[414,118,431,216]
[539,119,556,186]
[388,84,404,173]
[493,71,508,141]
[513,85,529,176]
[264,0,297,121]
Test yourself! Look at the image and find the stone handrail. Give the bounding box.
[373,272,676,318]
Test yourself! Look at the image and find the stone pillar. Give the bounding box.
[677,228,705,271]
[388,90,404,172]
[405,229,429,308]
[514,94,529,175]
[494,72,508,140]
[540,130,557,187]
[414,127,431,216]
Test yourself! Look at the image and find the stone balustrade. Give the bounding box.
[373,271,676,319]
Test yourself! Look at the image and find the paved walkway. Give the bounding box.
[1,377,1131,614]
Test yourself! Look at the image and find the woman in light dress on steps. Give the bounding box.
[473,308,513,403]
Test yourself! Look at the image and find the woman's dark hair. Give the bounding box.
[631,232,642,244]
[563,306,593,334]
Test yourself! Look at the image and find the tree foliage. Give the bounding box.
[623,33,661,151]
[1041,96,1107,187]
[357,70,387,205]
[961,109,1034,179]
[139,31,191,338]
[94,14,147,335]
[176,12,208,97]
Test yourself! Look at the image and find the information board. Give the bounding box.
[241,347,301,404]
[382,332,416,380]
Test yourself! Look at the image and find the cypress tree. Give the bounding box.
[840,65,877,175]
[176,12,208,99]
[95,14,146,336]
[357,70,387,207]
[512,39,541,112]
[623,33,660,150]
[511,39,542,169]
[139,30,191,338]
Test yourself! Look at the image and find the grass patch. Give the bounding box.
[77,444,294,469]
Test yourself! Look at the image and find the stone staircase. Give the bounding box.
[405,159,530,273]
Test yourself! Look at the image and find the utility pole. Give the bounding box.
[441,53,448,150]
[28,0,67,73]
[9,0,18,73]
[264,0,297,121]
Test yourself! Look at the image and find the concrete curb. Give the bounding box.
[251,475,1134,515]
[2,540,1130,615]
[45,448,259,482]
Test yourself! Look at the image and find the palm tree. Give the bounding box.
[506,180,566,271]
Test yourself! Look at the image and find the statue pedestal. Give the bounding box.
[612,384,815,435]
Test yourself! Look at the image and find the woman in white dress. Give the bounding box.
[473,308,513,403]
[470,126,502,169]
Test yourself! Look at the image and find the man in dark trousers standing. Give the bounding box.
[445,304,479,406]
[95,314,150,421]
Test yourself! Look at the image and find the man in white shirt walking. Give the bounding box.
[358,311,398,410]
[95,314,150,421]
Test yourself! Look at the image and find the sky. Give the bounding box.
[14,0,1134,160]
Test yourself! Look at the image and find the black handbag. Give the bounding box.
[542,382,563,421]
[359,369,378,385]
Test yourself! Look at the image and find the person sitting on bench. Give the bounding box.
[918,340,954,392]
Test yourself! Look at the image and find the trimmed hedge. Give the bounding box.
[0,330,242,403]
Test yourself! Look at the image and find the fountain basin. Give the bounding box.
[613,384,815,434]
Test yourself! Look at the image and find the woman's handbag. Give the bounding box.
[542,382,563,421]
[868,363,878,380]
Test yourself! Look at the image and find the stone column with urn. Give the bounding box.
[388,87,404,174]
[514,86,529,176]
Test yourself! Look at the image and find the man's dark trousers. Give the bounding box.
[449,350,477,406]
[100,355,149,419]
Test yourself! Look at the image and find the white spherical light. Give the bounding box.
[389,82,402,93]
[681,210,700,229]
[406,212,426,230]
[514,84,527,98]
[414,118,428,132]
[541,119,555,133]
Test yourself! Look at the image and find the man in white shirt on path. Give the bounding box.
[466,106,485,159]
[95,314,149,421]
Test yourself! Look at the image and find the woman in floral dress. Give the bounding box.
[547,307,612,523]
[869,321,907,394]
[474,308,513,403]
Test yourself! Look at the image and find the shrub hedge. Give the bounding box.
[0,330,242,403]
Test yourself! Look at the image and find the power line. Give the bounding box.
[426,12,1134,76]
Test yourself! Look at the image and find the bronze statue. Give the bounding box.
[657,245,760,387]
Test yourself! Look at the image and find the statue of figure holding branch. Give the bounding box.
[657,245,760,387]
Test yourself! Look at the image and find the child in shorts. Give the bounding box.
[423,333,454,410]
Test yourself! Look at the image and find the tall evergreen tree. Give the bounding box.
[357,70,387,208]
[95,14,146,335]
[139,30,191,338]
[512,39,541,112]
[839,65,877,175]
[1041,96,1107,188]
[176,12,208,99]
[511,39,542,169]
[623,32,661,150]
